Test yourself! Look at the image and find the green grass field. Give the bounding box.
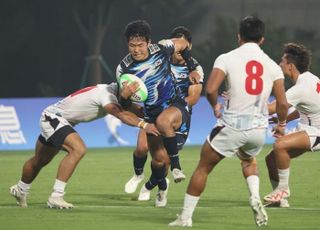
[0,145,319,230]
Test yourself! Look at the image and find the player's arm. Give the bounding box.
[271,79,289,137]
[185,84,202,106]
[272,79,288,121]
[104,103,160,136]
[171,38,200,84]
[206,68,225,118]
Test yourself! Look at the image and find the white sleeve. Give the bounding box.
[213,54,227,75]
[272,64,285,81]
[116,65,123,83]
[286,85,302,107]
[195,65,204,83]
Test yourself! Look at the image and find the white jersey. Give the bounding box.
[44,83,119,125]
[286,71,320,129]
[213,43,284,130]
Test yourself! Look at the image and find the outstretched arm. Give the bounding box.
[104,103,160,136]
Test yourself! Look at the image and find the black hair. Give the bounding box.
[239,16,265,43]
[283,43,312,73]
[169,26,192,43]
[124,20,151,42]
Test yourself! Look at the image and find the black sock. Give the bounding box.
[146,163,167,190]
[145,173,158,190]
[163,136,181,170]
[133,152,147,175]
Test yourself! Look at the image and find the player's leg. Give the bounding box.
[10,137,60,207]
[169,140,224,227]
[125,129,148,194]
[147,134,170,207]
[47,131,86,209]
[265,150,279,189]
[264,131,309,203]
[157,106,182,170]
[239,128,268,226]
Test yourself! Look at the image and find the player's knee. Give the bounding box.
[156,116,172,132]
[273,138,286,153]
[72,144,87,159]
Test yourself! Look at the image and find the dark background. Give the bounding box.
[1,0,320,97]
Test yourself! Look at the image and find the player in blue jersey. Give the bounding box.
[117,20,200,207]
[122,26,203,203]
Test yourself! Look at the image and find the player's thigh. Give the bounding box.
[274,131,310,155]
[198,141,224,172]
[34,139,60,165]
[157,106,182,129]
[62,132,87,156]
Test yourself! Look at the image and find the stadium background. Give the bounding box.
[0,0,315,149]
[1,0,320,98]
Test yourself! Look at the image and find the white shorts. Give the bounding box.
[295,123,320,151]
[39,111,76,147]
[206,125,267,158]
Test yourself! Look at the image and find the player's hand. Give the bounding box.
[189,70,201,84]
[272,124,285,138]
[221,91,230,101]
[120,81,139,99]
[144,123,160,136]
[214,103,223,118]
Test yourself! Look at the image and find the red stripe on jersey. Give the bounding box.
[69,86,97,97]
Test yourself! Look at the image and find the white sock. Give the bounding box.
[180,193,200,220]
[51,179,67,197]
[18,180,31,194]
[270,179,278,190]
[246,175,260,199]
[278,168,290,187]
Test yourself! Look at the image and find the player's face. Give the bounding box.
[279,54,292,77]
[128,37,150,61]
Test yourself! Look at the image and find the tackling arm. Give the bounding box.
[104,103,160,136]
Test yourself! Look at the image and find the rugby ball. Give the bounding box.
[119,73,148,102]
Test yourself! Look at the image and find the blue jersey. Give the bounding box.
[170,58,204,142]
[170,58,204,105]
[117,42,176,115]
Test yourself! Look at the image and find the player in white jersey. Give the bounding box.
[264,43,320,207]
[169,16,288,228]
[9,82,160,209]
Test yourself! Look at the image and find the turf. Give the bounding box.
[0,145,319,230]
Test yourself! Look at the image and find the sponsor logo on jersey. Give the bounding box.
[148,44,161,54]
[122,54,134,67]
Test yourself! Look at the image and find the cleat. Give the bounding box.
[264,198,290,208]
[264,186,290,203]
[125,174,145,194]
[9,184,28,208]
[138,185,151,201]
[250,197,268,227]
[155,178,169,208]
[172,168,186,183]
[47,196,74,209]
[169,214,192,227]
